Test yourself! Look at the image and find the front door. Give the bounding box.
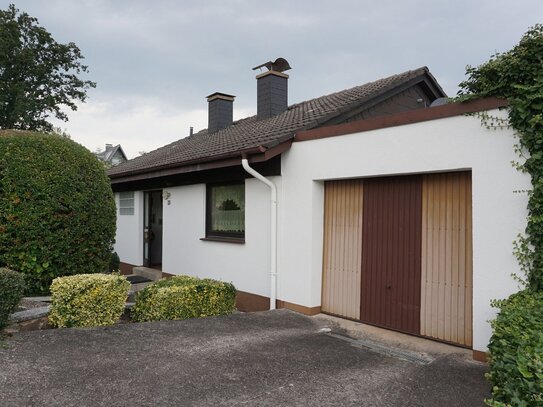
[143,190,163,267]
[360,175,422,335]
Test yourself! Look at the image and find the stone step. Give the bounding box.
[23,296,52,302]
[128,281,153,294]
[133,266,162,282]
[10,306,51,323]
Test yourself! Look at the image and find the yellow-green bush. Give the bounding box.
[48,274,130,328]
[132,275,236,322]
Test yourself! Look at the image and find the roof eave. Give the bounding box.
[295,97,508,142]
[109,139,292,185]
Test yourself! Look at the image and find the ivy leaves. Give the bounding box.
[460,25,543,407]
[458,24,543,290]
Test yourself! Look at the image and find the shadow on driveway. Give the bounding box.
[0,310,489,406]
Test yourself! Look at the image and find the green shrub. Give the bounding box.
[132,275,236,322]
[0,267,26,329]
[109,252,120,273]
[0,131,117,294]
[48,274,130,328]
[486,290,543,406]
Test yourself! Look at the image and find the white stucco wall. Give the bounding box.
[112,107,529,351]
[279,108,531,351]
[114,191,144,266]
[161,177,280,297]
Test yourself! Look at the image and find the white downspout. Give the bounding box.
[241,158,277,310]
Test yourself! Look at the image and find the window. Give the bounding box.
[206,183,245,239]
[119,191,135,215]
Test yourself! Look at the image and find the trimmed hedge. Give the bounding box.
[486,290,543,406]
[132,275,236,322]
[0,267,26,329]
[48,274,130,328]
[0,131,117,294]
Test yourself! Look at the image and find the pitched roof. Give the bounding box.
[96,144,127,164]
[109,67,443,179]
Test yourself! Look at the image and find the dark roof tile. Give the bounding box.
[109,67,435,178]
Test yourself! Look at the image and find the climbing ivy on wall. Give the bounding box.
[457,24,543,290]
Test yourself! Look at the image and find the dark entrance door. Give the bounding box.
[360,175,422,335]
[143,190,163,267]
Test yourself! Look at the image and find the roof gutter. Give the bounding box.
[241,156,277,311]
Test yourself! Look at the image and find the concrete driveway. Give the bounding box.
[0,310,489,406]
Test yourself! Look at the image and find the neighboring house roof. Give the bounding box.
[109,66,445,180]
[96,144,128,165]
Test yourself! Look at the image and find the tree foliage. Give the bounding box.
[0,4,95,132]
[0,131,116,294]
[458,24,543,290]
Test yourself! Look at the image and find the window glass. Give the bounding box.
[119,191,134,215]
[207,183,245,237]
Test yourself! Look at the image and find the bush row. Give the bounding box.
[486,290,543,406]
[131,275,237,322]
[48,274,130,328]
[0,268,26,329]
[48,274,236,328]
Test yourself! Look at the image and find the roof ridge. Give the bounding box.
[288,66,429,109]
[195,66,430,136]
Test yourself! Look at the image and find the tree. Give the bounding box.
[0,130,116,294]
[0,4,96,132]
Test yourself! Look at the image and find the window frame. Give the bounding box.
[119,191,135,216]
[205,181,245,241]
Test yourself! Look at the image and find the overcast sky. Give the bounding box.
[6,0,543,158]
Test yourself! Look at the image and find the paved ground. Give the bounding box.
[0,310,489,406]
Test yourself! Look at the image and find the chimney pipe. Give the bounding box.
[206,92,235,134]
[256,71,289,120]
[253,58,291,121]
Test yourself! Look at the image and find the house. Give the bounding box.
[96,144,128,166]
[108,60,529,360]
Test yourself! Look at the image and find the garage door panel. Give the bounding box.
[322,180,363,319]
[421,172,472,347]
[360,175,422,335]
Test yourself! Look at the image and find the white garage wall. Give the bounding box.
[114,191,144,266]
[279,108,531,352]
[161,177,280,297]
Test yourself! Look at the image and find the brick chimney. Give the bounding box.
[253,58,291,120]
[206,92,235,134]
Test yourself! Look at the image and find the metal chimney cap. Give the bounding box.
[252,57,291,73]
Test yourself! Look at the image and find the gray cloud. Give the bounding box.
[5,0,542,156]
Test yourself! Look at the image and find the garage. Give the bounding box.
[322,172,473,347]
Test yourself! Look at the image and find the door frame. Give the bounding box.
[143,189,163,268]
[320,172,473,348]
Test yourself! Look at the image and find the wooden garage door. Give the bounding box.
[420,172,473,346]
[321,180,364,319]
[360,175,422,335]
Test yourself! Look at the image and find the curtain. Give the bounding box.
[211,184,245,232]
